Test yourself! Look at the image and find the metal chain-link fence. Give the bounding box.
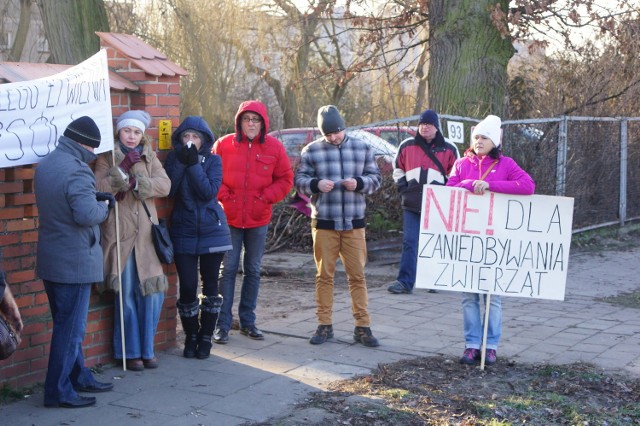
[356,115,640,233]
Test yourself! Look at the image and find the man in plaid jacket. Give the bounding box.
[295,105,382,348]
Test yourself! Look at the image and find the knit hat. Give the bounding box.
[63,116,101,148]
[472,115,502,148]
[116,110,151,133]
[419,109,439,128]
[317,105,346,136]
[181,129,205,142]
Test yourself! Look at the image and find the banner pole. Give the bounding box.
[480,293,491,371]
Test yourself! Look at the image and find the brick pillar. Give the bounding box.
[0,41,183,390]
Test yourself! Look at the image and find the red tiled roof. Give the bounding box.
[0,61,139,91]
[96,32,188,77]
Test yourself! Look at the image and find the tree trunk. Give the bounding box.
[428,0,514,117]
[413,44,429,115]
[8,0,32,62]
[37,0,109,64]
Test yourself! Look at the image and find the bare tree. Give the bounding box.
[339,0,639,117]
[37,0,109,64]
[7,0,32,61]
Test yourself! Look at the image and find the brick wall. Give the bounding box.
[0,44,181,389]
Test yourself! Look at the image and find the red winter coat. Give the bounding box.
[213,100,293,228]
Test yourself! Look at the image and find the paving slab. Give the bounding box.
[1,244,639,425]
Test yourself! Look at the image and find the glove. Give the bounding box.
[178,144,199,166]
[185,144,199,166]
[119,150,141,173]
[96,192,116,210]
[115,177,136,201]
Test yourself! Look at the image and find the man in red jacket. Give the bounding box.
[212,100,293,344]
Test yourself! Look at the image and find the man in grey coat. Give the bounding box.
[35,116,115,408]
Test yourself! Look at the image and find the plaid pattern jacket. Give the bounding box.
[295,135,381,231]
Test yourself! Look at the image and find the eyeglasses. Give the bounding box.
[242,117,262,124]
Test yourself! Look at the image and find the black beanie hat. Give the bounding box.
[64,116,101,148]
[419,109,439,129]
[317,105,346,136]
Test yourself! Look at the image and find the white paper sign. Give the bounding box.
[447,120,464,144]
[416,185,574,301]
[0,49,114,168]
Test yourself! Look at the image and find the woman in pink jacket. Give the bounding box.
[446,114,535,366]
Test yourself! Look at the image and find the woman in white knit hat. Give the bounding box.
[95,110,171,371]
[446,114,535,366]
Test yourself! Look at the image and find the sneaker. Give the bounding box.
[485,349,497,365]
[387,280,411,294]
[459,348,481,365]
[353,326,380,347]
[309,324,334,345]
[213,328,229,345]
[240,325,264,340]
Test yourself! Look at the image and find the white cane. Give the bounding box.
[110,152,127,371]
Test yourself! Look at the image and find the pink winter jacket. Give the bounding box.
[446,150,535,195]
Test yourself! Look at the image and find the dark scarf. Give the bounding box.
[119,141,144,155]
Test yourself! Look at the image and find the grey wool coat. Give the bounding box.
[94,140,171,295]
[35,136,110,284]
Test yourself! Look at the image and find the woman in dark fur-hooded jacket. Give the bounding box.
[164,115,232,360]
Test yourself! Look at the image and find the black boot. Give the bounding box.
[196,295,222,360]
[177,300,200,359]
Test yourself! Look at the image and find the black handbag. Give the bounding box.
[141,199,174,264]
[0,314,19,360]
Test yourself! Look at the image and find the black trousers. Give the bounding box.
[174,252,225,303]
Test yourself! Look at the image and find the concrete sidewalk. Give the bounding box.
[1,246,639,425]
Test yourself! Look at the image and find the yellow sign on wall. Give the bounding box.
[158,120,172,150]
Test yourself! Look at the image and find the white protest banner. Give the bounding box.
[0,49,113,168]
[415,185,574,301]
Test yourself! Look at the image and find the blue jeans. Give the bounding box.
[43,281,98,405]
[113,253,164,360]
[396,210,420,290]
[217,225,268,331]
[462,292,502,350]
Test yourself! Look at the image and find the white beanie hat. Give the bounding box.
[472,115,502,148]
[116,110,151,133]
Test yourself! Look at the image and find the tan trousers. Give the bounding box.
[312,228,371,327]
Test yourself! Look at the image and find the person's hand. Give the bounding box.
[115,176,136,201]
[177,144,198,165]
[185,144,199,166]
[96,191,116,209]
[318,179,335,193]
[119,150,141,173]
[177,145,188,164]
[0,286,23,335]
[341,178,357,191]
[472,180,489,194]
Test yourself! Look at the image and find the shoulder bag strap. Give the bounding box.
[479,160,499,181]
[418,142,448,183]
[140,199,154,223]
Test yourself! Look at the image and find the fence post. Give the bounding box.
[619,119,628,226]
[556,116,568,196]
